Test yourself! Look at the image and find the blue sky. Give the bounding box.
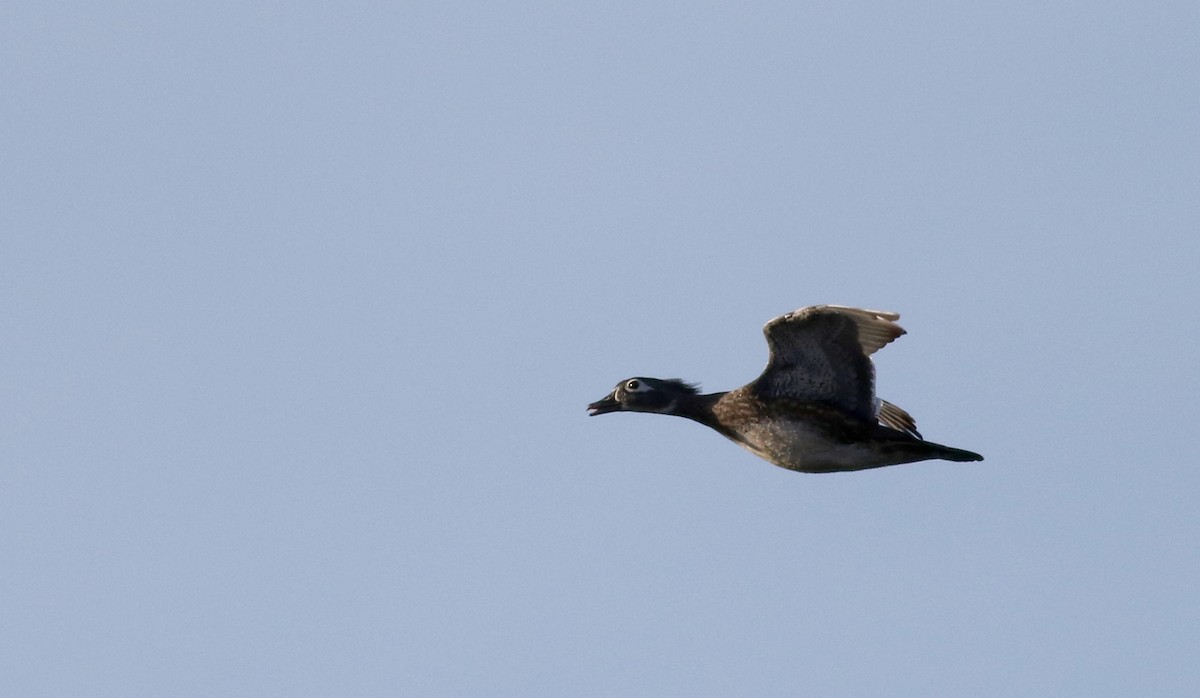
[3,1,1198,695]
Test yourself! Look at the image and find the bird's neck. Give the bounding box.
[670,391,726,430]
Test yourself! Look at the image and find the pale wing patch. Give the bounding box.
[876,399,922,439]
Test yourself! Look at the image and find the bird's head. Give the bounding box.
[587,377,700,416]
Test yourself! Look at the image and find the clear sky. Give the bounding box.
[3,2,1198,696]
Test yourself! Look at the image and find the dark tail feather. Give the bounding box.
[927,442,984,462]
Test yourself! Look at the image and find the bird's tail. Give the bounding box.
[925,442,984,462]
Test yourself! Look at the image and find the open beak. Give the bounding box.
[587,392,621,416]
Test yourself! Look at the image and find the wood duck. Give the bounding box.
[587,305,983,473]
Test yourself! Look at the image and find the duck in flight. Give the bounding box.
[587,305,983,473]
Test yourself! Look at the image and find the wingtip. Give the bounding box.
[823,305,901,321]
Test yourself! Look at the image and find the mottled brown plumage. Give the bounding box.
[587,305,982,473]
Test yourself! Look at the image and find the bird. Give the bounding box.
[587,305,983,473]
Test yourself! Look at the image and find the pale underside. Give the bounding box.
[722,417,904,473]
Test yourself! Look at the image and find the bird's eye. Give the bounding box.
[626,380,641,391]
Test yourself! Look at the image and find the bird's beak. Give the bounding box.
[587,392,621,416]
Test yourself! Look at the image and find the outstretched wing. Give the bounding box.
[750,305,906,423]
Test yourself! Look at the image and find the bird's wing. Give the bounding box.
[877,398,921,439]
[750,305,906,423]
